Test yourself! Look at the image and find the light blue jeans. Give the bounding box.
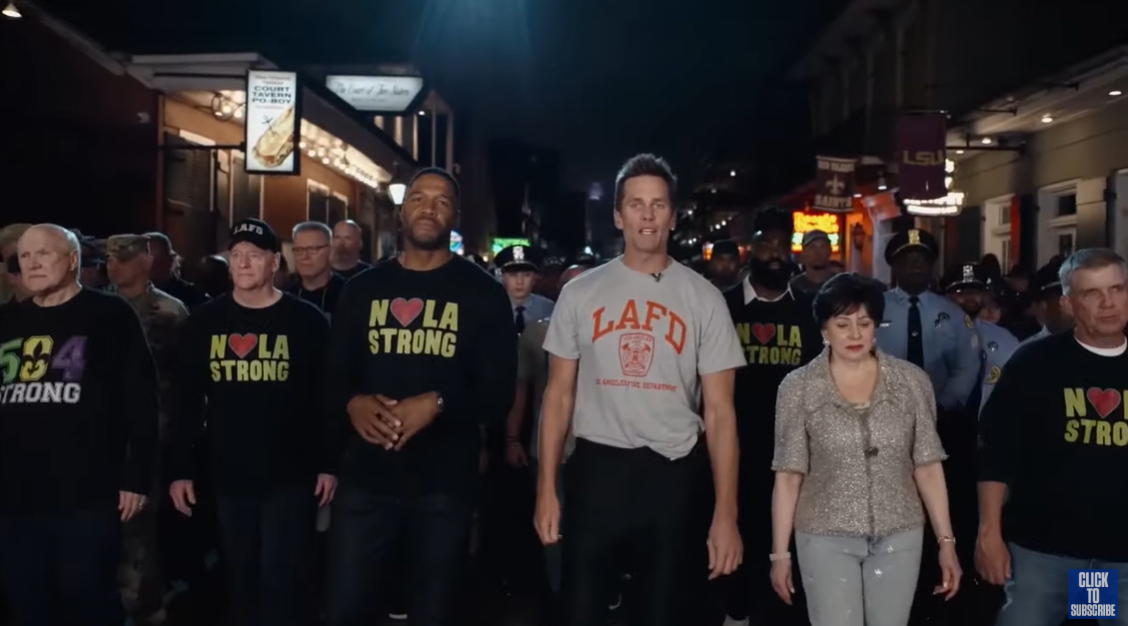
[796,527,923,626]
[996,542,1128,626]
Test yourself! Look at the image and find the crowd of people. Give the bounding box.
[0,154,1122,626]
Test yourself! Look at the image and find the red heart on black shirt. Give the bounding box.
[751,323,776,345]
[228,333,258,359]
[390,297,425,327]
[1087,387,1122,419]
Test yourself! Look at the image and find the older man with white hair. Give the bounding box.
[0,224,159,626]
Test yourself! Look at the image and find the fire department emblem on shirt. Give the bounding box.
[985,365,1001,384]
[619,332,655,377]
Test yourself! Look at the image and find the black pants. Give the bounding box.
[0,505,123,626]
[722,471,809,625]
[563,439,705,626]
[325,487,474,626]
[215,485,315,626]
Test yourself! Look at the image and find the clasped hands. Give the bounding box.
[348,392,439,451]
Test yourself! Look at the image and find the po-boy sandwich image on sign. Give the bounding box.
[245,70,300,174]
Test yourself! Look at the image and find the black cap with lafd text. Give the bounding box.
[228,218,280,253]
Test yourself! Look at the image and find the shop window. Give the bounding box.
[163,132,216,263]
[328,192,348,226]
[308,181,331,224]
[1058,232,1076,257]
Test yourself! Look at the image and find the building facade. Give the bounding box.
[780,0,1128,278]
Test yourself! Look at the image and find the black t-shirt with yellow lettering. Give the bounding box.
[980,331,1128,561]
[327,255,517,497]
[724,286,822,492]
[171,292,332,495]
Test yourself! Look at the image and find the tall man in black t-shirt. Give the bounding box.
[170,218,336,626]
[0,224,158,626]
[325,168,517,626]
[978,248,1128,626]
[720,226,821,626]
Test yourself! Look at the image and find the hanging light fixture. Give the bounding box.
[388,162,407,206]
[2,2,22,19]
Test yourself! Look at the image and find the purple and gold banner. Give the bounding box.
[897,113,947,200]
[813,156,856,213]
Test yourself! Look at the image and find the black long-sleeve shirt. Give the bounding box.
[171,293,334,495]
[979,331,1128,561]
[0,289,158,510]
[328,255,517,496]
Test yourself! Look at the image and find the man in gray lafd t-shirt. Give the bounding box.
[534,154,747,626]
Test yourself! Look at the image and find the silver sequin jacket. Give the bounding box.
[772,348,947,538]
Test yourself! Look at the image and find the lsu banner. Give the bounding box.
[813,156,856,213]
[897,112,947,200]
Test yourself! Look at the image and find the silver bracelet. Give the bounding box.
[769,552,792,562]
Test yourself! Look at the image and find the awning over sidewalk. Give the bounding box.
[126,53,417,185]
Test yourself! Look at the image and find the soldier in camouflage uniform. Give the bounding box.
[106,234,189,625]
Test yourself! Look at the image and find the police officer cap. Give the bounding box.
[1032,256,1065,297]
[884,228,938,265]
[495,245,538,273]
[941,262,985,293]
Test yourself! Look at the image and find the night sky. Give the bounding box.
[42,0,847,189]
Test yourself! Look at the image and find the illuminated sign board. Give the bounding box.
[905,192,966,216]
[490,237,530,255]
[325,75,425,113]
[792,212,842,254]
[450,230,463,254]
[245,70,300,175]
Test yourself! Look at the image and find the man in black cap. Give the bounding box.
[789,229,835,296]
[170,218,336,626]
[495,244,554,334]
[708,240,743,291]
[1022,256,1072,345]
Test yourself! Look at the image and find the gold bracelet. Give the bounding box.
[769,552,792,562]
[938,535,956,545]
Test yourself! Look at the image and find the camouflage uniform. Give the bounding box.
[107,234,188,625]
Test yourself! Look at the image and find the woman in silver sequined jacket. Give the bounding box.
[767,272,961,626]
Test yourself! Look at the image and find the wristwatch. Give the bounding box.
[434,392,445,414]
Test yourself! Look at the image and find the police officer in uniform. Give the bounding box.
[876,229,981,620]
[875,228,980,409]
[1023,257,1072,345]
[494,245,555,333]
[941,263,1019,414]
